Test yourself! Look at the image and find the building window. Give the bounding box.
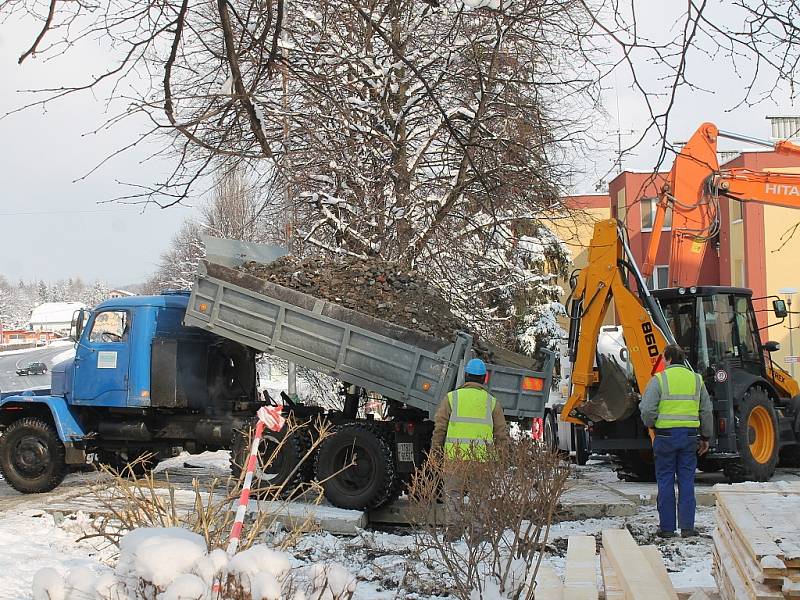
[616,189,627,223]
[641,198,673,231]
[645,265,670,290]
[730,199,743,223]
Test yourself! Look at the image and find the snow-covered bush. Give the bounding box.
[31,527,357,600]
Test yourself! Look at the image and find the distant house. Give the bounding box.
[28,302,86,335]
[107,289,136,299]
[0,327,58,346]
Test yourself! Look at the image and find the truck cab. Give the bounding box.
[0,292,259,494]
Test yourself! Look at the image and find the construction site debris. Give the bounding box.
[240,255,475,345]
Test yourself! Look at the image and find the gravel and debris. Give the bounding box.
[241,255,469,343]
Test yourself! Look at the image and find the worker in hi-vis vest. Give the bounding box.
[640,344,713,539]
[431,358,510,525]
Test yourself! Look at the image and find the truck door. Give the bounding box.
[72,309,132,406]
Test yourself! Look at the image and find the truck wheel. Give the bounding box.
[231,422,313,496]
[543,411,558,453]
[315,422,395,510]
[0,417,67,493]
[727,387,779,482]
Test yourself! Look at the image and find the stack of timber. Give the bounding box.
[712,482,800,600]
[534,529,692,599]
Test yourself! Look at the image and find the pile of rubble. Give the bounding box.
[241,255,469,342]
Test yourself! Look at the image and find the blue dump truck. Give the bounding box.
[0,247,553,509]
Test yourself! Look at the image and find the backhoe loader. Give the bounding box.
[561,123,800,481]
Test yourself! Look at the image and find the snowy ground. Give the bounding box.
[0,454,729,599]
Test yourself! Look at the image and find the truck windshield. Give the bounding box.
[661,298,697,362]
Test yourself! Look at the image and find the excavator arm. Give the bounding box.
[643,122,800,287]
[561,219,673,425]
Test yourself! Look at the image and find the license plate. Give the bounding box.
[397,442,414,462]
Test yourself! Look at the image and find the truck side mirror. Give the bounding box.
[764,340,781,353]
[70,309,86,342]
[773,299,788,319]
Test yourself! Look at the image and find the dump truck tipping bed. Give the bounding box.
[184,260,553,419]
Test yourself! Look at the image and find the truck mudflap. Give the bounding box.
[0,394,86,443]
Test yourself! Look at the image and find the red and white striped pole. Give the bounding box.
[226,405,286,555]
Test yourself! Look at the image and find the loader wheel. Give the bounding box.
[0,417,66,493]
[617,450,656,482]
[726,387,779,482]
[230,420,313,497]
[315,422,395,510]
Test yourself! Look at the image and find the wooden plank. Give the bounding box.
[713,482,800,495]
[716,495,785,565]
[715,513,788,586]
[641,545,679,600]
[534,562,564,600]
[736,493,800,567]
[564,536,597,600]
[600,551,624,600]
[712,543,749,600]
[602,529,672,600]
[712,529,784,600]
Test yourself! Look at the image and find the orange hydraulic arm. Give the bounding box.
[643,122,800,288]
[560,219,673,425]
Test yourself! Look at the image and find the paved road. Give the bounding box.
[0,344,75,395]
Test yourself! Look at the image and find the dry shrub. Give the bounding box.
[85,415,334,552]
[407,439,570,600]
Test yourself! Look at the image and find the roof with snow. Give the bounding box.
[29,302,86,325]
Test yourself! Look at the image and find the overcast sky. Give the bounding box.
[0,16,194,287]
[0,3,797,286]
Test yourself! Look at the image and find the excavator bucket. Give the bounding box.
[579,355,638,422]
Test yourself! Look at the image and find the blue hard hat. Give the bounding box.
[465,358,487,376]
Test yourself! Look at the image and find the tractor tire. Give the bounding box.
[96,450,160,478]
[725,387,779,482]
[230,420,314,497]
[314,422,395,510]
[0,417,67,494]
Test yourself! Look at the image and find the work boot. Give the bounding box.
[656,530,676,539]
[680,528,699,538]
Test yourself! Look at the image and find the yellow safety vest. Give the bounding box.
[444,387,496,460]
[655,367,702,429]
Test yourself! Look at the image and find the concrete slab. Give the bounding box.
[249,500,366,535]
[557,480,637,519]
[368,497,447,526]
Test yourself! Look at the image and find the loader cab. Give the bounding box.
[653,286,766,380]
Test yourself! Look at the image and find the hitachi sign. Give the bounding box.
[766,183,800,195]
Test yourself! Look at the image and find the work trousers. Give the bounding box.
[653,427,698,532]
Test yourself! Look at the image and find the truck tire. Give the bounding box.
[726,387,779,482]
[315,422,395,510]
[0,417,67,494]
[543,411,559,454]
[231,421,313,496]
[574,425,590,465]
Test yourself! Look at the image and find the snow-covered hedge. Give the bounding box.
[32,527,356,600]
